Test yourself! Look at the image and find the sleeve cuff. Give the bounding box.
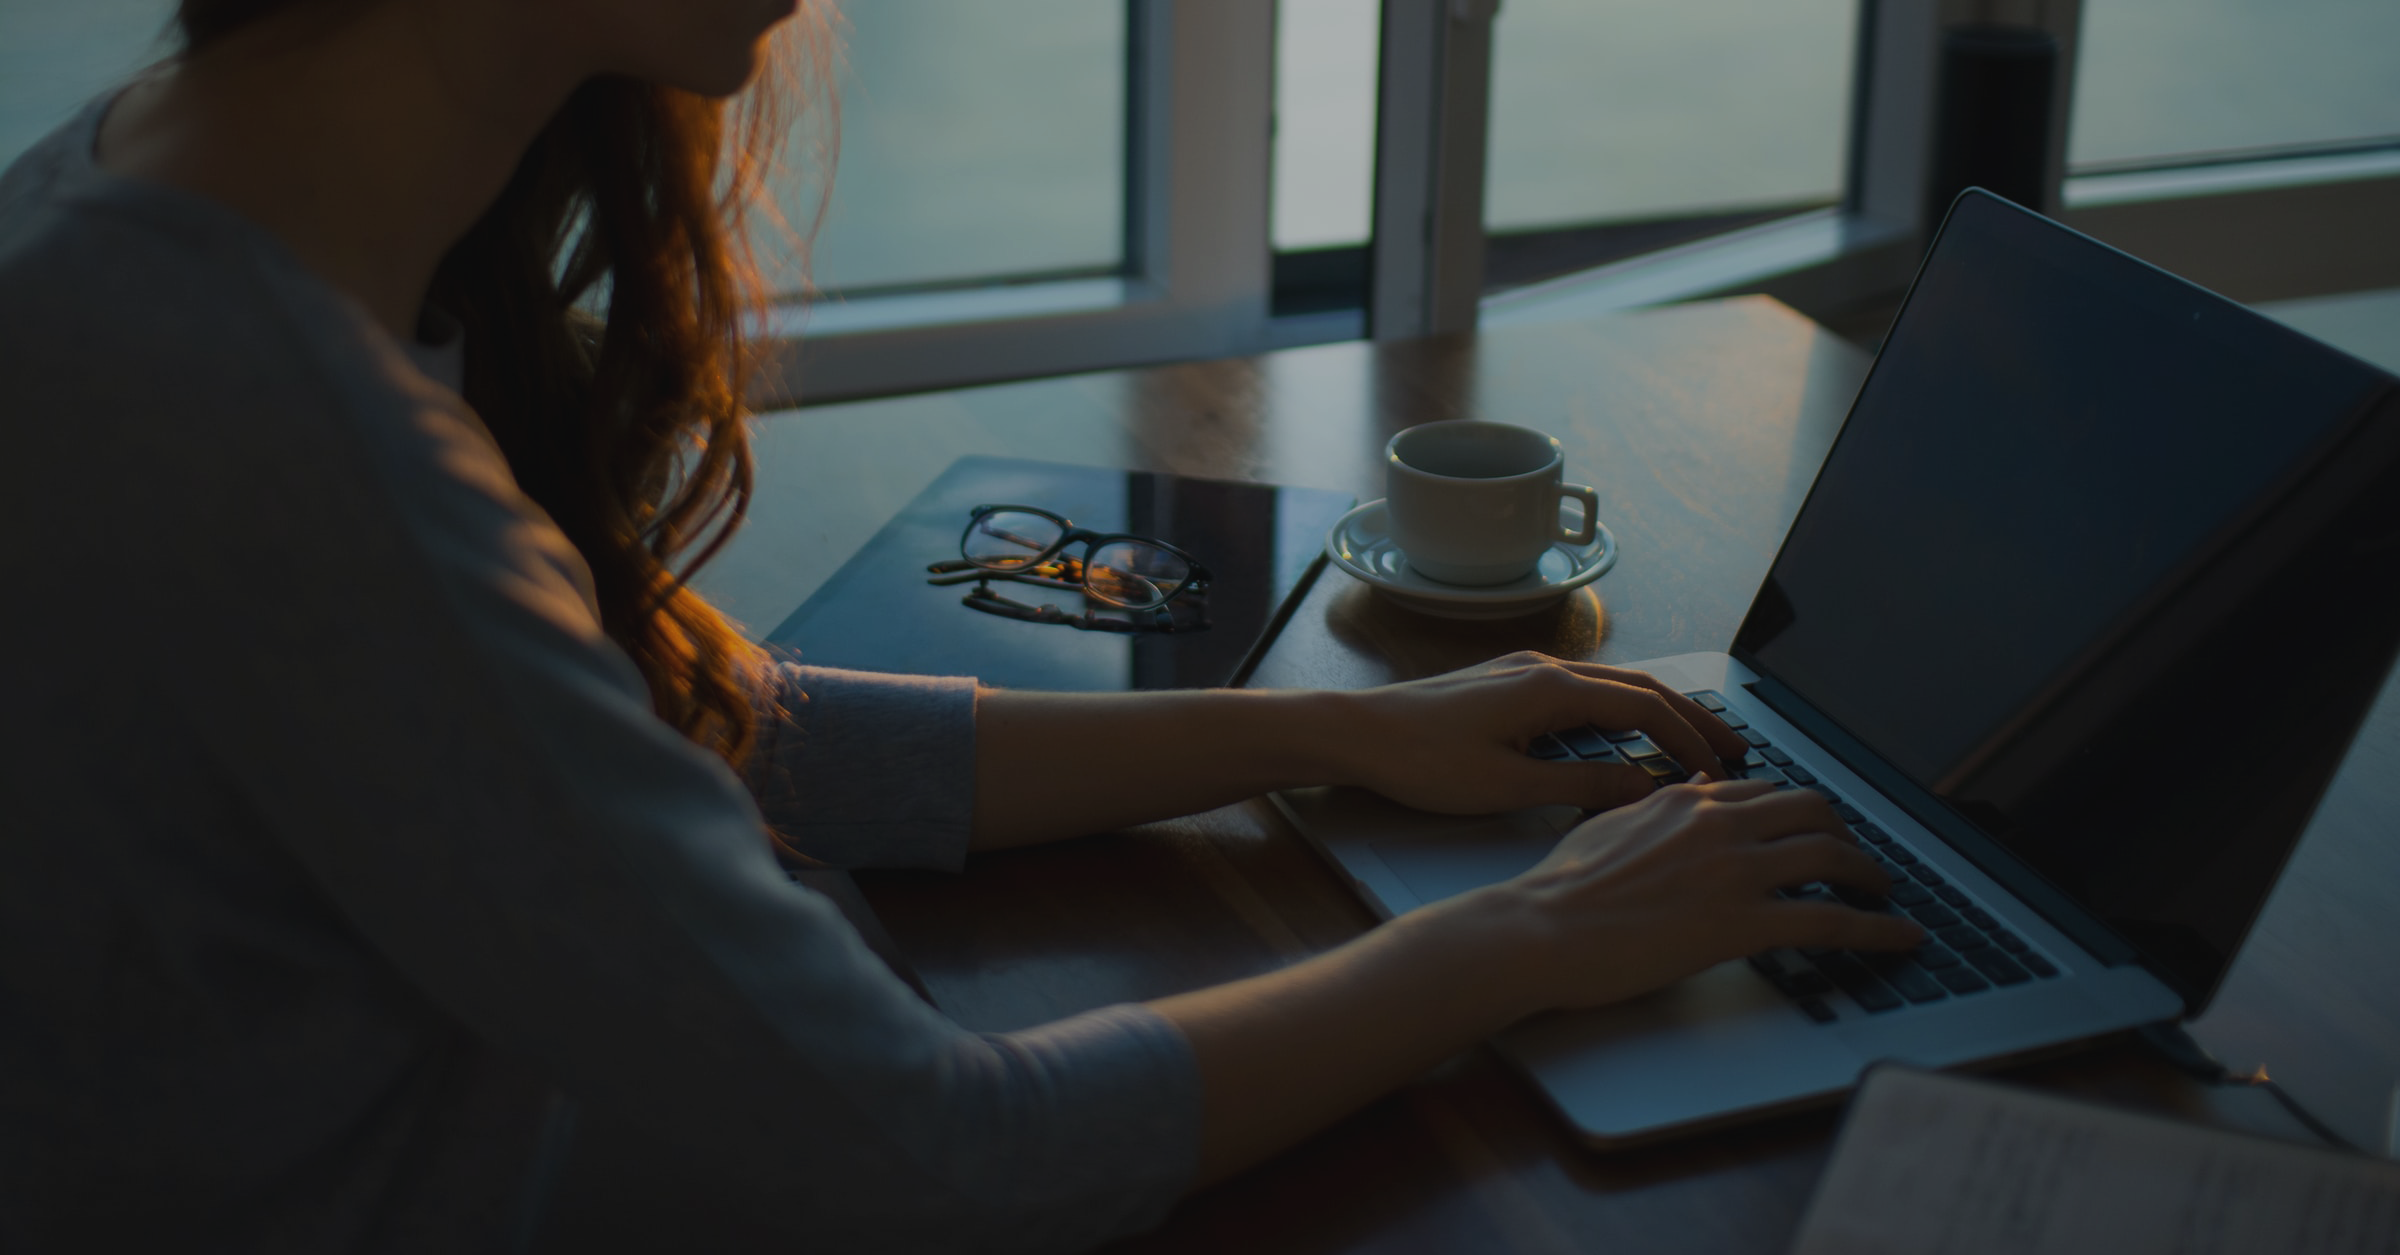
[744,663,978,871]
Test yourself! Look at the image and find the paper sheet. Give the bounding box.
[1790,1067,2400,1254]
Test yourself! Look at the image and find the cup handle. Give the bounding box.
[1556,484,1600,546]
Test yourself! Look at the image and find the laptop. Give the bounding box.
[1274,189,2400,1146]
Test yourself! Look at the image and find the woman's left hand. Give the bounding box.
[1332,651,1750,815]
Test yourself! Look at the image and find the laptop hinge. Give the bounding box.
[1736,671,2145,970]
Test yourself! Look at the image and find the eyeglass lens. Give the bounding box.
[1083,540,1189,609]
[963,510,1065,570]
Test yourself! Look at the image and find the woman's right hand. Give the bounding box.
[1155,776,1923,1186]
[1467,776,1925,1017]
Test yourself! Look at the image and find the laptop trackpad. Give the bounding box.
[1369,806,1581,906]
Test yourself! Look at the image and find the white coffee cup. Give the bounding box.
[1384,420,1599,586]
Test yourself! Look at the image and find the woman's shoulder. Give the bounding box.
[3,135,420,431]
[0,105,575,624]
[8,95,447,418]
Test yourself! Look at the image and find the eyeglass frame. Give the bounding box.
[953,579,1211,634]
[946,503,1213,611]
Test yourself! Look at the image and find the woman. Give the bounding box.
[0,1,1918,1249]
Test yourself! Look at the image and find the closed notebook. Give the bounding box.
[766,455,1354,691]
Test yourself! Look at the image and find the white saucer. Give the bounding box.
[1323,500,1618,620]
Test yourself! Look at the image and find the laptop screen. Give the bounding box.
[1735,191,2400,1005]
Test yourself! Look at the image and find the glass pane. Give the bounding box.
[1273,0,1381,252]
[787,0,1126,297]
[1485,0,1858,232]
[2070,0,2400,168]
[0,0,174,171]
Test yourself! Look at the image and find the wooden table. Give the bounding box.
[673,296,2400,1251]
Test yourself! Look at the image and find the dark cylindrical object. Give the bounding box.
[1925,24,2059,232]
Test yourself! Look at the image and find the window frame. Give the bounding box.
[762,0,2399,402]
[1479,0,2400,333]
[756,0,1276,406]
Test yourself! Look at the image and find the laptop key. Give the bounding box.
[1832,883,1890,911]
[1855,822,1893,846]
[1811,955,1903,1014]
[1739,728,1771,748]
[1962,906,1997,929]
[1832,802,1864,823]
[1602,727,1647,743]
[1798,998,1837,1024]
[1617,736,1664,760]
[1688,691,1728,712]
[1748,950,1802,979]
[1887,882,1934,908]
[1912,942,1962,969]
[1556,726,1614,758]
[2021,952,2060,979]
[1933,885,1969,907]
[1935,924,1989,952]
[1528,734,1572,760]
[1783,766,1818,786]
[1906,902,1960,929]
[1907,864,1946,886]
[1884,845,1919,865]
[1749,951,1834,999]
[1966,949,2031,986]
[1868,958,1949,1005]
[1844,982,1904,1014]
[1934,965,1992,995]
[1990,929,2029,954]
[1760,747,1794,767]
[1843,988,1900,1017]
[1712,710,1749,730]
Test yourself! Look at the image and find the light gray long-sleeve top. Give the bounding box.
[0,99,1199,1253]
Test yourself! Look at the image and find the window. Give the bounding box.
[2058,0,2400,309]
[772,1,1276,402]
[1484,0,1858,254]
[14,3,2390,395]
[0,1,173,169]
[1483,2,2400,338]
[1271,0,1379,255]
[2070,0,2400,169]
[793,0,1126,297]
[0,3,1281,405]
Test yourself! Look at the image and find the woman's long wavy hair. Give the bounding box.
[176,1,832,773]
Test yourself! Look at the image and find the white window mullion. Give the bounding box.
[1368,0,1501,339]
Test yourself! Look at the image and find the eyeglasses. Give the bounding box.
[925,504,1213,634]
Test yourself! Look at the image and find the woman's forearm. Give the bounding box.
[969,656,1760,851]
[969,687,1361,849]
[1147,888,1541,1185]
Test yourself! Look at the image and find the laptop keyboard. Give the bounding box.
[1531,689,2063,1025]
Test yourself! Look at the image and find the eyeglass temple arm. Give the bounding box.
[927,566,1085,590]
[960,585,1192,634]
